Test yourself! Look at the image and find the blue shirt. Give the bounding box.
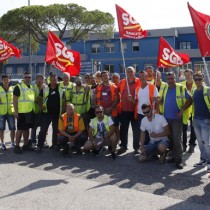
[193,89,210,120]
[164,86,190,120]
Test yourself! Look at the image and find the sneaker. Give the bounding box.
[1,143,6,150]
[207,164,210,171]
[159,154,166,164]
[43,141,49,148]
[176,159,184,169]
[193,159,207,167]
[134,149,140,155]
[117,147,127,155]
[22,144,34,151]
[31,143,37,149]
[14,146,22,154]
[138,154,147,162]
[188,145,194,153]
[35,146,42,153]
[10,142,15,149]
[93,149,100,156]
[111,152,117,160]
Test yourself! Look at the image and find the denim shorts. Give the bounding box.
[0,114,16,130]
[145,138,169,157]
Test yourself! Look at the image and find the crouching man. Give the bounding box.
[139,104,170,164]
[57,103,87,156]
[84,105,117,160]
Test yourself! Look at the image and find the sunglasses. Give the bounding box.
[24,76,31,79]
[95,111,103,114]
[143,110,151,115]
[194,78,202,82]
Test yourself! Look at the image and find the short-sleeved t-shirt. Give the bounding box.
[137,85,159,115]
[193,89,210,120]
[140,114,168,141]
[90,116,113,138]
[164,86,190,120]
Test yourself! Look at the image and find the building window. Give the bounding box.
[180,42,191,49]
[132,64,139,72]
[132,42,139,52]
[105,64,114,73]
[105,43,115,53]
[122,42,127,52]
[91,44,100,53]
[17,67,24,75]
[5,67,13,74]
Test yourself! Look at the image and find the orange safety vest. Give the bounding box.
[95,83,118,117]
[61,113,80,133]
[134,83,155,119]
[118,78,141,114]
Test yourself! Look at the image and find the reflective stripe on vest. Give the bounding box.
[95,83,118,117]
[60,113,79,132]
[159,82,168,114]
[32,84,41,114]
[91,115,110,137]
[0,86,14,115]
[70,86,89,114]
[17,83,35,113]
[118,78,141,113]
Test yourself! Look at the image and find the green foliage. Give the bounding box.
[0,3,114,46]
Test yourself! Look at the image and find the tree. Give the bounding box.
[0,3,115,45]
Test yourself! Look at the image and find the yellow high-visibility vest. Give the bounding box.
[0,86,14,115]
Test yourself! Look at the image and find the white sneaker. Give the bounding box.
[1,143,6,150]
[10,143,15,148]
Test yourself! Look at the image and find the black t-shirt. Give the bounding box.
[13,84,31,97]
[39,85,64,116]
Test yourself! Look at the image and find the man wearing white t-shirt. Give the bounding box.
[135,71,159,146]
[139,104,170,164]
[84,105,117,160]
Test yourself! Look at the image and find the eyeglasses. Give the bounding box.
[143,110,151,115]
[95,111,103,114]
[24,77,31,79]
[194,78,202,82]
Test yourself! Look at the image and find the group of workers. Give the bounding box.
[0,66,210,171]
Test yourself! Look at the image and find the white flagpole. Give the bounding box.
[202,56,210,86]
[43,62,46,78]
[119,37,130,95]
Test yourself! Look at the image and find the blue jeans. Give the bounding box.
[193,119,210,162]
[0,114,16,130]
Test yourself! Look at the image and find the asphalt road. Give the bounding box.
[0,127,210,210]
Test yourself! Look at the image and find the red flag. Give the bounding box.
[115,4,148,39]
[0,36,21,62]
[45,31,80,76]
[157,37,190,68]
[188,3,210,57]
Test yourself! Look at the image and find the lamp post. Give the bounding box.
[28,0,32,75]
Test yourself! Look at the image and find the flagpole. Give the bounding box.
[119,37,130,95]
[202,55,210,85]
[43,62,46,78]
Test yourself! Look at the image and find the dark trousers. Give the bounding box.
[138,114,150,145]
[57,133,88,153]
[30,113,42,144]
[119,111,140,150]
[37,113,59,148]
[182,116,196,148]
[167,119,183,161]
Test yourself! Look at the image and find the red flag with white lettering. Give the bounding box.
[115,4,148,39]
[157,37,190,68]
[45,31,80,76]
[0,36,21,62]
[188,3,210,57]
